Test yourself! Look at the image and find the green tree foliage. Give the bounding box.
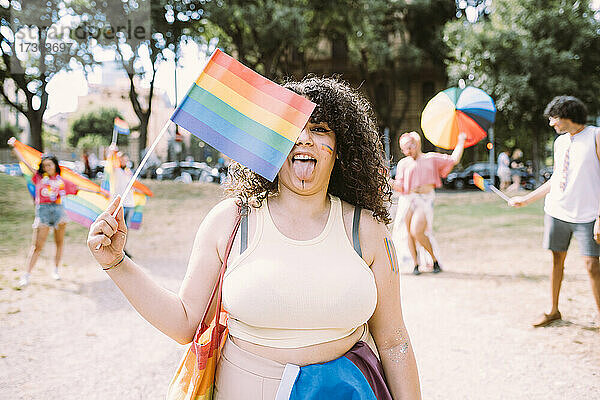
[41,127,60,146]
[76,0,205,158]
[201,0,307,79]
[444,0,600,167]
[200,0,455,144]
[343,0,455,138]
[76,134,108,150]
[69,108,126,148]
[0,123,20,148]
[0,0,95,151]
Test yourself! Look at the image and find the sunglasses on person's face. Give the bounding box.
[548,116,561,125]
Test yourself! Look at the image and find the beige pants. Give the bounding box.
[392,191,441,268]
[213,324,378,400]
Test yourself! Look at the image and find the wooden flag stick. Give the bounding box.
[114,119,172,214]
[111,126,118,146]
[489,184,510,203]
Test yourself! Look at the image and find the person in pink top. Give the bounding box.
[8,137,101,288]
[391,131,466,275]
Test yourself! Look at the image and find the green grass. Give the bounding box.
[434,192,544,233]
[1,174,36,256]
[0,173,94,255]
[2,174,545,258]
[0,175,226,256]
[146,179,227,202]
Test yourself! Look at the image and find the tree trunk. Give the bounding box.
[27,111,44,151]
[138,113,150,159]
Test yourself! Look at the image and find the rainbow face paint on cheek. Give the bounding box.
[384,237,398,273]
[321,143,334,155]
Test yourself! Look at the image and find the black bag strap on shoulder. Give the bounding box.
[240,203,249,254]
[352,206,362,257]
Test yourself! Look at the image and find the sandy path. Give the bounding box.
[1,187,598,399]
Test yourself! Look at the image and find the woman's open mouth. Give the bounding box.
[292,154,317,180]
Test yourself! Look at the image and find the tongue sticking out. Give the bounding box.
[293,160,316,180]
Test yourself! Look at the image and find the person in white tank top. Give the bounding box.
[87,77,421,399]
[510,96,600,327]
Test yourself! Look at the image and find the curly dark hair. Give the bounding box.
[37,154,61,176]
[544,96,588,124]
[224,76,392,224]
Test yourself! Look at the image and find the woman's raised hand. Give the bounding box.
[87,196,127,268]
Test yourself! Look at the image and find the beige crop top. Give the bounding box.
[222,195,378,348]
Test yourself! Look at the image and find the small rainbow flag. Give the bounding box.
[114,117,130,135]
[101,149,151,230]
[473,172,489,192]
[170,49,316,181]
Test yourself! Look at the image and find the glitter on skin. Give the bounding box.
[384,344,409,363]
[382,329,410,363]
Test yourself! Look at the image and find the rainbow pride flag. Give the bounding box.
[114,117,130,135]
[13,139,104,194]
[12,138,111,228]
[101,149,150,230]
[473,172,511,202]
[473,172,489,192]
[170,49,316,181]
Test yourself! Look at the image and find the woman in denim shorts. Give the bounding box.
[9,140,80,288]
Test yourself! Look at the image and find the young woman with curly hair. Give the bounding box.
[88,76,421,399]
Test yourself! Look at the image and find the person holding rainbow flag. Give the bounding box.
[510,95,600,327]
[87,76,421,399]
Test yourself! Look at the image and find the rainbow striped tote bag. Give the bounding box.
[166,210,242,400]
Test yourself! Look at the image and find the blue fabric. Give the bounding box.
[35,203,66,228]
[123,206,134,227]
[289,356,377,400]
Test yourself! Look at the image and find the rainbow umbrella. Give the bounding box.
[421,86,496,150]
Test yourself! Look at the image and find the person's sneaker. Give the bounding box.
[433,261,442,273]
[412,265,421,275]
[51,268,60,280]
[18,274,30,288]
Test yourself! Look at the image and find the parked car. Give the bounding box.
[156,161,222,183]
[540,166,553,182]
[0,163,22,176]
[139,161,160,179]
[511,165,537,190]
[445,161,540,190]
[444,162,500,190]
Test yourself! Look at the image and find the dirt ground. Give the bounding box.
[1,186,599,399]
